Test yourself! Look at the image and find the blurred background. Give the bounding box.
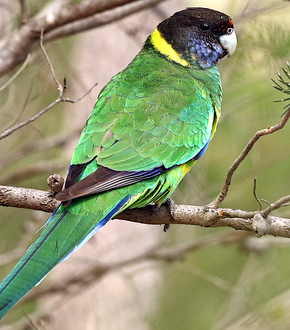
[1,0,290,329]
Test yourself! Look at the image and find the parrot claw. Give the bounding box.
[162,197,176,216]
[160,198,176,232]
[163,224,170,232]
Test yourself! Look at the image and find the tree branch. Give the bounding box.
[0,53,31,92]
[0,160,67,185]
[210,108,290,207]
[0,0,167,78]
[0,184,289,238]
[19,0,28,26]
[0,185,59,212]
[44,0,168,42]
[1,105,290,238]
[0,129,81,170]
[0,31,98,141]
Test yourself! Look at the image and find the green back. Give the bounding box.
[71,46,222,175]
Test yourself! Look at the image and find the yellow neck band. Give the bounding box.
[150,28,190,67]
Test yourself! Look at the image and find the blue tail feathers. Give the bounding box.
[0,195,131,319]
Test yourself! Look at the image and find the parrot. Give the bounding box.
[0,7,237,320]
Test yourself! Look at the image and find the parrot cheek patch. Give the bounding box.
[187,32,224,69]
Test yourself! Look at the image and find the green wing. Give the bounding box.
[57,47,221,202]
[71,47,221,173]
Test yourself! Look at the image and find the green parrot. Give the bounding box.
[0,7,236,319]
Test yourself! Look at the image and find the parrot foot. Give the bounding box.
[163,224,170,232]
[160,198,176,232]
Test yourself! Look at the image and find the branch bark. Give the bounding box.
[0,185,58,212]
[0,0,289,249]
[0,0,167,78]
[210,108,290,207]
[1,184,289,238]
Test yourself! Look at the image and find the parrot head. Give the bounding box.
[152,7,237,69]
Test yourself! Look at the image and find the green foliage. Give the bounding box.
[272,62,290,108]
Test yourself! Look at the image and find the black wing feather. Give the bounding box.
[56,165,174,202]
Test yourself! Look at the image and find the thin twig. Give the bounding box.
[1,230,246,330]
[19,0,28,25]
[0,54,31,92]
[0,129,80,169]
[0,97,64,141]
[24,312,42,330]
[61,81,98,104]
[0,160,67,185]
[262,195,290,218]
[19,232,249,303]
[40,28,64,95]
[210,108,290,207]
[6,230,290,329]
[8,81,34,128]
[0,0,168,78]
[0,34,98,141]
[253,178,263,211]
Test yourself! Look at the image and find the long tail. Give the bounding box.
[0,194,131,319]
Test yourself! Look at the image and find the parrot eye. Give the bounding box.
[227,27,234,34]
[199,22,210,32]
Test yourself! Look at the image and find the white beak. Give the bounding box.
[219,30,237,57]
